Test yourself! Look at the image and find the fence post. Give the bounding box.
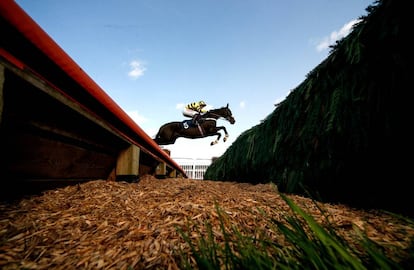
[116,144,140,182]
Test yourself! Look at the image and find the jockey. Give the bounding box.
[182,100,209,125]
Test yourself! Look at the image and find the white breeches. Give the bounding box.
[183,108,198,118]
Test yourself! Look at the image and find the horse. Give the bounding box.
[154,103,236,145]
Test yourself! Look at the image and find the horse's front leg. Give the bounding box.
[211,132,221,146]
[217,126,229,142]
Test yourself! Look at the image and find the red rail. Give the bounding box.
[0,0,185,176]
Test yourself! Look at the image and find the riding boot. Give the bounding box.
[192,114,198,125]
[192,114,200,125]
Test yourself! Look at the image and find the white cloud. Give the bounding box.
[144,127,159,138]
[126,110,148,125]
[128,60,146,79]
[176,103,185,110]
[126,110,160,138]
[239,101,246,109]
[316,19,361,52]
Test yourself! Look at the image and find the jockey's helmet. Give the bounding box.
[199,100,206,107]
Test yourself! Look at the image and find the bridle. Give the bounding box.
[206,110,233,122]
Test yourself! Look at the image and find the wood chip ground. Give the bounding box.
[1,175,413,269]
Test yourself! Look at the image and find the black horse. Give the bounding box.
[154,104,236,145]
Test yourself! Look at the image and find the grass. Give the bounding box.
[175,194,413,270]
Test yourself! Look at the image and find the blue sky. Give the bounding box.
[15,0,373,160]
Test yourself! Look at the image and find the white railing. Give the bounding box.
[172,158,212,180]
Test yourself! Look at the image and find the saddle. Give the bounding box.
[181,120,194,129]
[181,113,206,129]
[180,119,203,129]
[181,119,205,136]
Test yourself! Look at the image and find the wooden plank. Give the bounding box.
[155,162,167,178]
[168,169,177,178]
[4,132,115,179]
[155,149,171,178]
[0,64,4,125]
[0,59,129,144]
[116,145,139,182]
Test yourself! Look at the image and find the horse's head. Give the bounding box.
[209,103,235,124]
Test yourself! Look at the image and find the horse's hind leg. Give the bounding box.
[210,132,221,146]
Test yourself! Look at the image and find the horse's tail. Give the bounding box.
[152,123,162,143]
[153,131,165,145]
[154,130,160,140]
[153,126,166,144]
[153,121,181,145]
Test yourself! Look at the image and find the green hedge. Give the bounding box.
[204,0,412,217]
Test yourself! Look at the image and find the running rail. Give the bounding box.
[0,0,185,177]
